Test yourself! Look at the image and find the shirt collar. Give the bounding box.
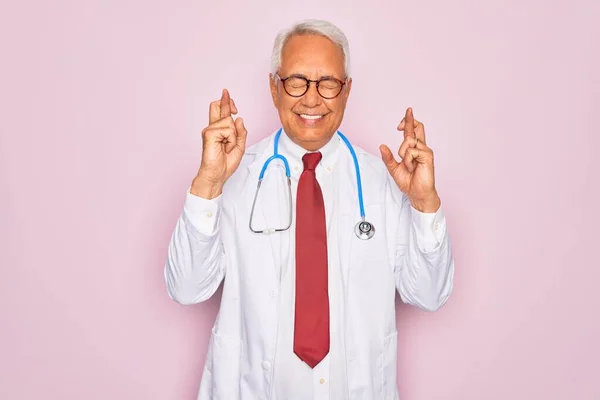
[278,128,340,177]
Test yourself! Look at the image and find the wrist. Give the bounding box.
[410,192,441,213]
[190,175,224,199]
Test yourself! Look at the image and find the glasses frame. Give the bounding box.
[275,73,347,99]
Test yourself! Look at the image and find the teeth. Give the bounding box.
[300,114,323,120]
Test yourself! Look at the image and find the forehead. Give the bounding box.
[280,34,345,78]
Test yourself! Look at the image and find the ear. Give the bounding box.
[342,77,352,105]
[269,74,279,108]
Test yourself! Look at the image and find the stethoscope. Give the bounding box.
[249,128,375,240]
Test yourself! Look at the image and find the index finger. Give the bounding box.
[404,107,415,138]
[220,89,231,119]
[209,97,237,125]
[209,100,220,124]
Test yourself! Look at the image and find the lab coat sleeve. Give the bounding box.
[163,188,227,305]
[410,206,446,252]
[389,176,455,312]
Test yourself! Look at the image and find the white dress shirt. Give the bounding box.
[184,130,446,399]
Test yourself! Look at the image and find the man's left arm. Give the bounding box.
[380,107,455,311]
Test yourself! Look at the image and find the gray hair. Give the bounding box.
[270,19,351,79]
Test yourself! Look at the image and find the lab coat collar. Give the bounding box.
[278,128,341,179]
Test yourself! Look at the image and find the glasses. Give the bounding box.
[275,74,347,99]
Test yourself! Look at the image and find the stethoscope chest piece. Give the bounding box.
[355,220,375,240]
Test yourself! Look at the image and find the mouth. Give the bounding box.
[298,113,325,120]
[294,111,330,128]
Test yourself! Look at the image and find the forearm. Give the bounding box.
[164,189,227,305]
[394,194,455,311]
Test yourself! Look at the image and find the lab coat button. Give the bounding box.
[269,290,276,299]
[434,223,440,232]
[261,360,271,370]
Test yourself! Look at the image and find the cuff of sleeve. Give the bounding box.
[410,204,446,252]
[183,187,222,236]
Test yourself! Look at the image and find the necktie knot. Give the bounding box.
[302,152,322,171]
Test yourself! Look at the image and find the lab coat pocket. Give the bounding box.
[204,327,242,399]
[381,330,398,400]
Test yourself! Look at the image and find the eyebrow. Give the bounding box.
[288,73,341,81]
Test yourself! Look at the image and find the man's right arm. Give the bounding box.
[164,88,247,305]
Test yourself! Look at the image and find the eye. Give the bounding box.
[286,77,307,88]
[319,79,341,90]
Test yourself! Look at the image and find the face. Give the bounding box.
[270,34,352,151]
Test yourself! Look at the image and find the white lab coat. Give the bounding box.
[164,130,455,400]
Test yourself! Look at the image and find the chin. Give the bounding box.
[293,129,335,149]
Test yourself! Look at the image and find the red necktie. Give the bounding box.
[294,152,330,368]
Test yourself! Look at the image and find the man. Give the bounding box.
[164,19,454,400]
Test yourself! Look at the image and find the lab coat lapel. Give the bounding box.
[337,148,359,289]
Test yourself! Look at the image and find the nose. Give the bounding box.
[301,81,321,108]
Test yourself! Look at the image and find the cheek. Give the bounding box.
[327,100,345,117]
[280,98,299,113]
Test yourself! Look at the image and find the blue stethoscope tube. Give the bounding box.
[251,128,375,240]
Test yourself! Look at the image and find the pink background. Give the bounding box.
[1,0,598,399]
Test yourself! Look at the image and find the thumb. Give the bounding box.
[234,117,248,149]
[379,145,398,172]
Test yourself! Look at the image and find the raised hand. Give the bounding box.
[191,89,248,199]
[379,107,441,213]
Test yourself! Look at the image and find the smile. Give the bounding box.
[299,114,324,120]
